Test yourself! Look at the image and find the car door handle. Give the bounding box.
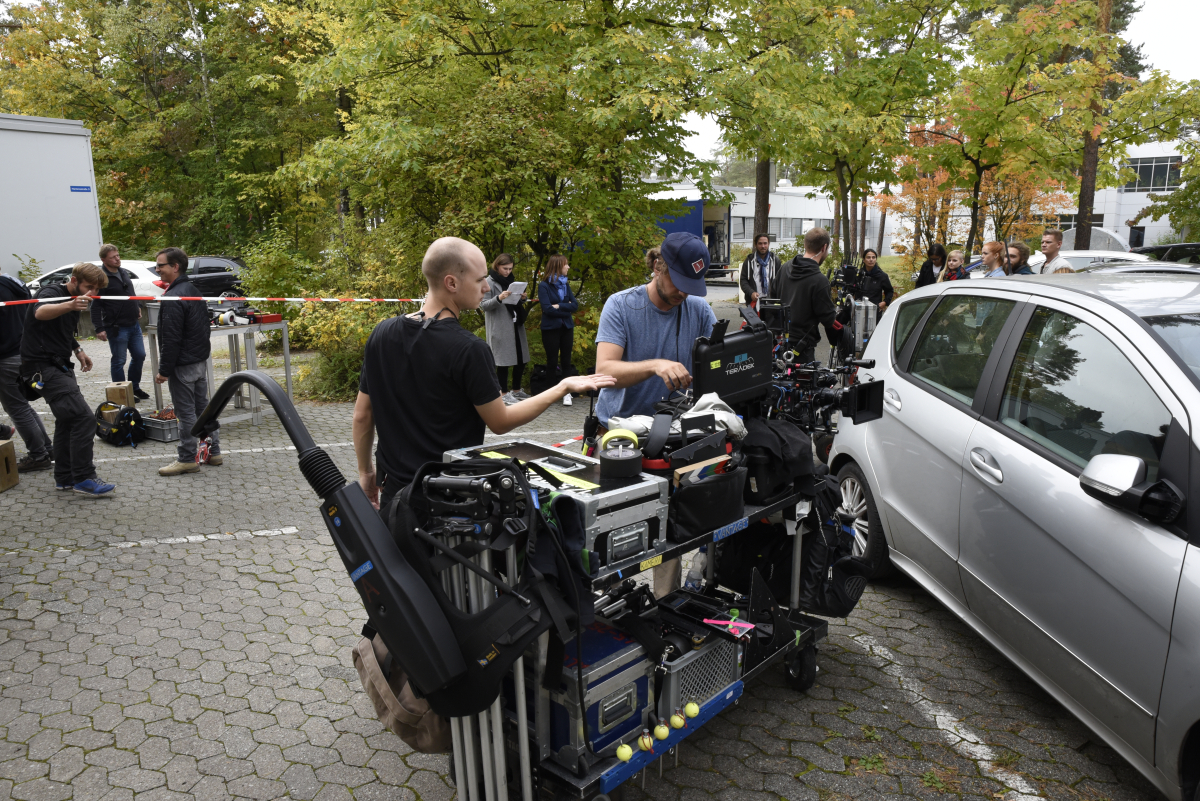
[884,389,901,411]
[970,448,1003,483]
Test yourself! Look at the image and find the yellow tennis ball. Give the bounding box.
[616,743,633,762]
[654,724,669,740]
[670,714,685,729]
[684,701,700,718]
[638,730,654,751]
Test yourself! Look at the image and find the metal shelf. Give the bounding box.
[592,491,805,590]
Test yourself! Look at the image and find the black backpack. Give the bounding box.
[94,402,147,447]
[715,472,870,618]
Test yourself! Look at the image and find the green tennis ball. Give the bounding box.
[684,702,700,718]
[670,714,686,729]
[616,743,633,762]
[654,724,669,740]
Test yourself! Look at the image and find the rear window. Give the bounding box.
[1146,313,1200,382]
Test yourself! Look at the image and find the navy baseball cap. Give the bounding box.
[660,232,710,297]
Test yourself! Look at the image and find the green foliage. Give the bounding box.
[920,770,947,790]
[11,254,44,283]
[861,726,882,742]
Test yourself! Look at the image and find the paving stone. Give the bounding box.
[0,367,1171,801]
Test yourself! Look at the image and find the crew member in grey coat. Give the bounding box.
[479,253,531,395]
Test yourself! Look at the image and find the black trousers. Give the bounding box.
[40,365,97,485]
[497,361,525,393]
[541,327,574,374]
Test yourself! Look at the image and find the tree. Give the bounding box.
[981,171,1073,244]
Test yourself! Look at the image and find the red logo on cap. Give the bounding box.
[692,259,705,274]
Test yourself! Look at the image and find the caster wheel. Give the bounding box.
[814,433,834,465]
[785,644,817,692]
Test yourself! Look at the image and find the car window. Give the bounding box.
[1065,257,1092,270]
[892,297,934,362]
[196,259,233,275]
[1146,313,1200,385]
[907,294,1016,405]
[42,268,72,285]
[1000,307,1171,480]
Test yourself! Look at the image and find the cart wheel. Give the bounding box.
[814,433,834,465]
[785,644,817,693]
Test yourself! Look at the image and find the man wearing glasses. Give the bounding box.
[153,247,222,475]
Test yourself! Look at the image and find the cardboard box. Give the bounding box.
[0,440,18,493]
[106,381,135,407]
[102,406,121,424]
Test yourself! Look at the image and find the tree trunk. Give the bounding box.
[876,182,889,254]
[337,87,353,222]
[1074,0,1112,251]
[848,194,858,263]
[831,203,841,260]
[859,198,869,255]
[835,161,852,266]
[965,170,984,260]
[754,155,771,241]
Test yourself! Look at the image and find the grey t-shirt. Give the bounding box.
[594,286,717,425]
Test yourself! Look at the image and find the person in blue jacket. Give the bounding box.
[537,254,579,406]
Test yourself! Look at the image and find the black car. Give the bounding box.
[1130,242,1200,264]
[185,255,245,296]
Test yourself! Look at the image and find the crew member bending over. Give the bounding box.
[353,237,614,511]
[594,232,718,595]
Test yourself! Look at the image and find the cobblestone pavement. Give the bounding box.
[0,333,1167,801]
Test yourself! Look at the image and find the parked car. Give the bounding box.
[28,260,164,297]
[830,272,1200,800]
[966,249,1149,276]
[1078,260,1200,276]
[1131,242,1200,264]
[186,255,245,297]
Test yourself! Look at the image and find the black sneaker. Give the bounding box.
[17,455,52,472]
[133,387,151,401]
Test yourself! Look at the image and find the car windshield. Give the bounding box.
[1146,313,1200,382]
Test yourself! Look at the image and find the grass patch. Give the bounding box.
[852,753,886,773]
[837,704,856,714]
[920,767,961,793]
[861,726,882,742]
[992,748,1019,767]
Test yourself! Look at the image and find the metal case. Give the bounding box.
[853,299,878,353]
[656,637,740,720]
[443,438,668,568]
[547,622,653,770]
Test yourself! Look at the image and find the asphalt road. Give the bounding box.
[0,333,1165,801]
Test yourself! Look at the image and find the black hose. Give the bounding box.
[196,370,346,499]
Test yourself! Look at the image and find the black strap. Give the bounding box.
[458,598,532,661]
[542,634,567,692]
[524,461,563,489]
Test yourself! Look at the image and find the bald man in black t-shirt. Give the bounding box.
[353,237,615,511]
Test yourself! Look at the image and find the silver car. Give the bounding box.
[829,272,1200,800]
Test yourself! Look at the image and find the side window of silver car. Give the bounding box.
[907,295,1017,405]
[999,307,1171,480]
[893,297,934,362]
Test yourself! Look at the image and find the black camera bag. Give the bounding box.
[666,466,747,543]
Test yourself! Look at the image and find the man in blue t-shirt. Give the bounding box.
[595,232,717,427]
[595,232,717,598]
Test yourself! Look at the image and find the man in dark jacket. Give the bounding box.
[738,233,781,320]
[775,228,838,363]
[90,244,149,400]
[21,262,116,496]
[0,271,52,471]
[153,247,220,475]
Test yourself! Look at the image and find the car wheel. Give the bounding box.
[836,462,892,579]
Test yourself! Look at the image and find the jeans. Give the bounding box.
[168,360,220,463]
[108,323,146,387]
[39,365,96,485]
[0,354,52,460]
[541,327,574,375]
[497,361,525,393]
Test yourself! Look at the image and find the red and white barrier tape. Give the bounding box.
[0,295,422,307]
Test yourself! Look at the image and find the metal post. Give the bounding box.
[507,546,533,801]
[469,567,497,801]
[788,500,809,611]
[280,322,293,400]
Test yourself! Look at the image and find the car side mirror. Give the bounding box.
[1080,454,1184,525]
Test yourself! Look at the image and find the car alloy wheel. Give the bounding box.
[838,474,871,559]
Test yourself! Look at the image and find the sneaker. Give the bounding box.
[205,453,223,466]
[133,387,150,401]
[73,478,115,497]
[502,392,519,406]
[563,393,573,406]
[55,480,73,491]
[513,390,531,400]
[159,460,201,476]
[17,454,52,472]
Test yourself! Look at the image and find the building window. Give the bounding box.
[1122,156,1182,193]
[1043,214,1105,231]
[731,217,744,240]
[768,217,781,239]
[780,218,792,240]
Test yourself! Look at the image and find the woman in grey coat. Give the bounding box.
[480,253,531,399]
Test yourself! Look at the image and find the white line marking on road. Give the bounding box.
[109,526,301,549]
[857,635,1041,799]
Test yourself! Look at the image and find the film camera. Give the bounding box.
[689,304,883,435]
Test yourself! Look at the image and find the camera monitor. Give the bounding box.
[691,308,775,405]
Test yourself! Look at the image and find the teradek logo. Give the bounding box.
[725,352,756,374]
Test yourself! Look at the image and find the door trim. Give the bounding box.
[888,551,1176,800]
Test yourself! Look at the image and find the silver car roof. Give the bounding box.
[999,272,1200,317]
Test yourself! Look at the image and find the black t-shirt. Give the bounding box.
[20,284,79,365]
[359,313,502,488]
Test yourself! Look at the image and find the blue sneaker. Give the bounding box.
[73,478,116,497]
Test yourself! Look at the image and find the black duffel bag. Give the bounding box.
[95,402,147,447]
[666,466,747,543]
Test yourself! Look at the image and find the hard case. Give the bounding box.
[443,439,668,568]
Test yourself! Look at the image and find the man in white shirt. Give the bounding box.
[1039,228,1071,273]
